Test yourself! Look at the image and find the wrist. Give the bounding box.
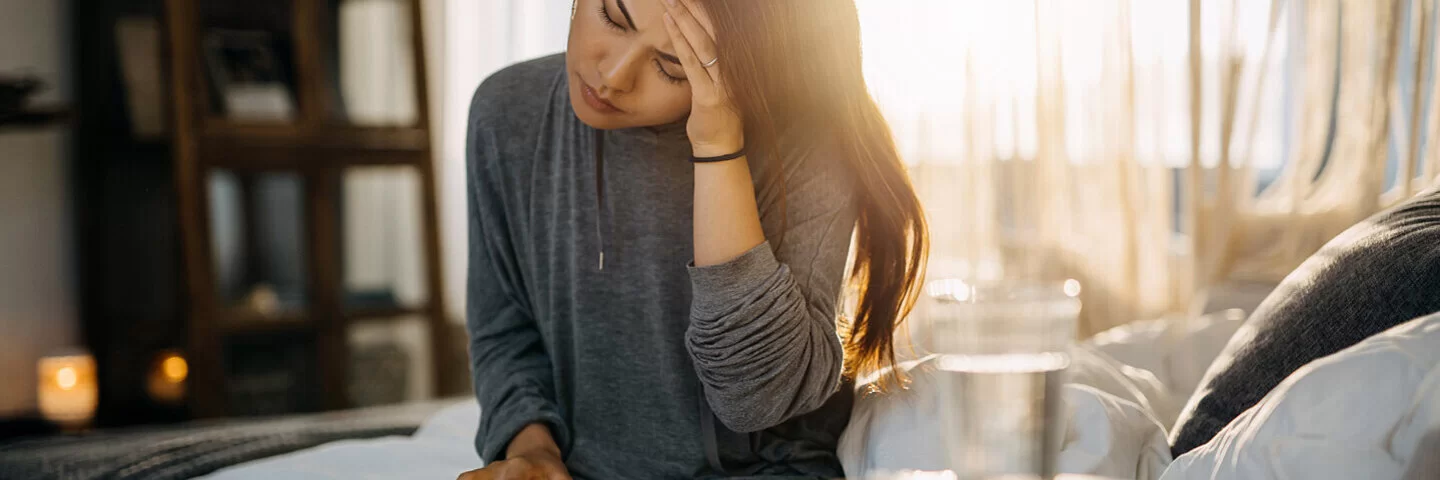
[690,137,744,158]
[506,422,560,459]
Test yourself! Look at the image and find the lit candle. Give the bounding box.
[146,349,189,405]
[37,352,98,428]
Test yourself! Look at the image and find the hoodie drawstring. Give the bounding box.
[594,131,606,271]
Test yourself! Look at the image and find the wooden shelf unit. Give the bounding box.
[161,0,451,418]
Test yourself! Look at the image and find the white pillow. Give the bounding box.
[1159,312,1440,480]
[1068,345,1170,426]
[1057,384,1174,480]
[1086,310,1247,427]
[839,348,1172,480]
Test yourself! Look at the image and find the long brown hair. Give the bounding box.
[697,0,929,383]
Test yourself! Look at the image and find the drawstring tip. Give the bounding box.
[598,251,605,271]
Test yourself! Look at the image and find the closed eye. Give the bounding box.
[597,5,624,31]
[653,58,685,84]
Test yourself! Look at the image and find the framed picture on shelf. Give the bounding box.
[202,29,296,122]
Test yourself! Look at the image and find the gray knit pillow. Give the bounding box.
[1170,186,1440,456]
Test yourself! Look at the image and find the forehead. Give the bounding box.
[615,0,714,34]
[615,0,667,30]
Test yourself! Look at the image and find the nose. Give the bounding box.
[598,46,646,94]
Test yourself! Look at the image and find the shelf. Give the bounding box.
[195,124,429,170]
[219,319,312,336]
[200,143,428,171]
[216,305,432,335]
[217,311,313,336]
[0,108,72,132]
[345,305,427,322]
[200,123,428,151]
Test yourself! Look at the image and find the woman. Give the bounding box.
[458,0,926,478]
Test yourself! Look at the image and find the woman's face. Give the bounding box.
[567,0,694,130]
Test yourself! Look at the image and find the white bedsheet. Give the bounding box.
[836,349,1174,480]
[200,401,483,479]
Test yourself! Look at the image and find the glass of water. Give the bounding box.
[923,279,1081,480]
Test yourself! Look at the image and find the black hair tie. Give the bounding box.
[690,148,747,163]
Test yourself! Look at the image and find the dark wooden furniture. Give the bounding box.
[71,0,451,424]
[73,0,190,427]
[162,0,449,418]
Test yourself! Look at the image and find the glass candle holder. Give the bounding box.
[37,352,98,428]
[146,349,189,405]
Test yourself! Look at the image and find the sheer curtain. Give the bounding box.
[438,0,570,321]
[864,0,1439,334]
[436,0,1440,333]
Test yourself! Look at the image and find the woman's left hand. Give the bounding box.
[661,0,744,158]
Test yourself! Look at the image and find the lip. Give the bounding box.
[578,77,622,114]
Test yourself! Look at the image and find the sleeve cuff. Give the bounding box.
[687,241,783,317]
[480,407,570,463]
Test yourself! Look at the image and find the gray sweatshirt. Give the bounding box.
[466,54,857,479]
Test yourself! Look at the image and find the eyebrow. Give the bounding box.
[616,0,637,31]
[615,0,683,66]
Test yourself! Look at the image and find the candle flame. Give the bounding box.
[161,354,188,383]
[56,366,77,390]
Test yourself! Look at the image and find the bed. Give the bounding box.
[0,400,459,480]
[0,310,1239,480]
[5,309,1437,480]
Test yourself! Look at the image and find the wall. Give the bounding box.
[0,0,76,417]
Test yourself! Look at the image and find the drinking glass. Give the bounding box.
[924,279,1081,480]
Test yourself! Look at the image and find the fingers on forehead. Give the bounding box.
[674,0,716,37]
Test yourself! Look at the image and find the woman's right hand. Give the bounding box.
[457,423,571,480]
[455,451,570,480]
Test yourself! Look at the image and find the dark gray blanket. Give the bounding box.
[0,401,444,480]
[1171,186,1440,456]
